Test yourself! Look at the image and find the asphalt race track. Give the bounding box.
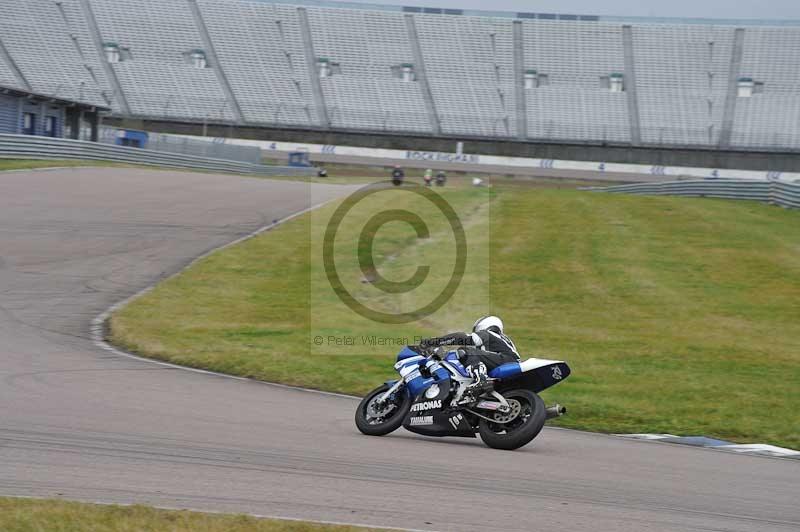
[0,167,798,532]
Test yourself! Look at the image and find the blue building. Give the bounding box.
[114,129,149,148]
[0,85,108,140]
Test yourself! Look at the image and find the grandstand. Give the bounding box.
[1,0,799,151]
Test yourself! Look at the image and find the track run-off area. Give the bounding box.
[0,167,797,532]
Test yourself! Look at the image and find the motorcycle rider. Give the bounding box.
[391,165,405,186]
[423,168,433,186]
[420,315,519,393]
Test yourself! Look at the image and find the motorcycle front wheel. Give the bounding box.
[355,383,412,436]
[478,389,546,450]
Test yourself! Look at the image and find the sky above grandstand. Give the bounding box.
[355,0,800,20]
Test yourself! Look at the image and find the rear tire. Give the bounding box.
[355,384,412,436]
[478,389,546,450]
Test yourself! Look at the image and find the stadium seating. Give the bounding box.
[0,56,21,89]
[0,0,797,151]
[522,20,630,143]
[307,7,429,132]
[90,0,234,120]
[416,14,516,137]
[0,0,107,104]
[732,27,800,150]
[633,24,735,146]
[196,0,313,125]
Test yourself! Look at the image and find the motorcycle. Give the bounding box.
[355,347,570,450]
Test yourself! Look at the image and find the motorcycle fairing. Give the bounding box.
[443,350,470,377]
[402,396,475,438]
[396,346,419,362]
[489,358,572,393]
[395,355,452,398]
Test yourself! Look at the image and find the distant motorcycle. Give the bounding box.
[391,166,405,186]
[435,171,447,187]
[355,347,570,450]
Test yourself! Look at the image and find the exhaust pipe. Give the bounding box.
[545,404,567,420]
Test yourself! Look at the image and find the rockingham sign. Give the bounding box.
[405,150,480,164]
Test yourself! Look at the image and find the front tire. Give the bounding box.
[355,384,412,436]
[478,389,546,450]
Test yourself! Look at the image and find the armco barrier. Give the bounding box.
[587,179,800,209]
[98,127,264,165]
[0,134,314,177]
[772,181,800,208]
[218,136,800,182]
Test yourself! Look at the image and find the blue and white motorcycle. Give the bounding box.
[355,347,570,450]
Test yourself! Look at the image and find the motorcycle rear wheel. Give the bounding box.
[478,389,546,450]
[355,384,412,436]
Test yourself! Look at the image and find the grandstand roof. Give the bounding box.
[248,0,800,26]
[0,85,110,112]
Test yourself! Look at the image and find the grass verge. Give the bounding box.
[111,184,800,448]
[0,498,381,532]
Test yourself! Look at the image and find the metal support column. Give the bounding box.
[719,28,745,149]
[512,20,527,140]
[404,14,441,135]
[622,25,642,145]
[16,98,24,134]
[66,108,81,139]
[89,111,99,142]
[0,37,32,91]
[187,0,244,124]
[78,0,131,115]
[39,102,47,135]
[297,7,330,128]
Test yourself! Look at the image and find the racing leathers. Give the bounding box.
[420,330,520,389]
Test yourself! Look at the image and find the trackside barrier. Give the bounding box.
[586,179,800,209]
[0,134,314,177]
[200,135,800,182]
[98,127,264,165]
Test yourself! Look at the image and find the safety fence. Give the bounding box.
[0,134,314,177]
[217,136,800,182]
[586,179,800,209]
[98,128,263,165]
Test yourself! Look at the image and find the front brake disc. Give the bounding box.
[368,399,395,420]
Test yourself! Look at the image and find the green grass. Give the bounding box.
[112,182,492,393]
[0,498,381,531]
[111,184,800,449]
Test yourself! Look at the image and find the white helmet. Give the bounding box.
[473,315,503,334]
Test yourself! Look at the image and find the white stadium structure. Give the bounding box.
[1,0,800,151]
